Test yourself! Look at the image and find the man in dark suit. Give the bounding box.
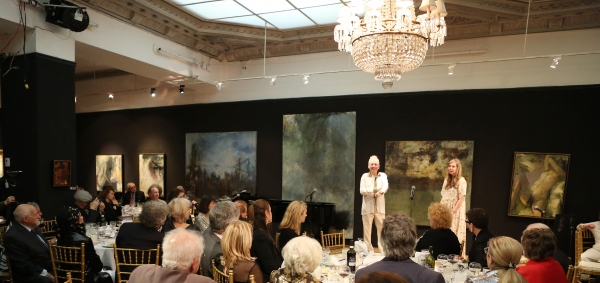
[200,201,239,278]
[466,208,494,268]
[355,212,445,283]
[3,204,54,283]
[122,182,146,206]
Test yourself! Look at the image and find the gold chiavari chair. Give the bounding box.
[321,229,346,254]
[572,227,600,283]
[113,245,161,283]
[49,243,86,283]
[64,272,73,283]
[212,259,233,283]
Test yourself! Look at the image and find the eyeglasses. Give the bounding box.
[484,247,489,254]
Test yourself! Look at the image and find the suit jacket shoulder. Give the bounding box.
[129,265,216,283]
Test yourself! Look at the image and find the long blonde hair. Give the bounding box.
[221,220,254,270]
[444,158,463,189]
[487,236,528,283]
[279,201,307,234]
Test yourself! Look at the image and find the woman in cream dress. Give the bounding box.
[441,158,467,255]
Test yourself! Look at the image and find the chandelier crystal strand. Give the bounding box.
[334,0,448,89]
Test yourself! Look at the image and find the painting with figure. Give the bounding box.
[185,132,256,199]
[385,141,474,226]
[53,160,71,187]
[139,154,165,195]
[96,155,123,192]
[509,152,570,219]
[282,112,356,236]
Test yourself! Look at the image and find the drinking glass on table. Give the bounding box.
[468,262,482,276]
[437,254,448,268]
[338,265,351,281]
[448,254,459,271]
[322,247,330,266]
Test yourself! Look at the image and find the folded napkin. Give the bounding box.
[354,240,369,255]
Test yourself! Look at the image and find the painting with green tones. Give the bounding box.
[282,112,356,236]
[384,141,474,226]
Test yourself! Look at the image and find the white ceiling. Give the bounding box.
[164,0,360,30]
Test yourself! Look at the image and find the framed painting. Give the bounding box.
[282,112,356,236]
[385,141,475,226]
[53,160,71,186]
[509,152,570,219]
[185,132,256,199]
[139,154,165,195]
[96,155,123,192]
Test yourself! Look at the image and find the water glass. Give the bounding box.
[437,254,448,268]
[322,247,330,266]
[468,262,482,276]
[338,265,351,280]
[110,221,116,227]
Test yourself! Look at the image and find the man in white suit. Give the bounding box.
[360,155,388,251]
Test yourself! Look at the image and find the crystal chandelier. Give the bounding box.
[334,0,448,89]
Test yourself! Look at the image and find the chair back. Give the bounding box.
[43,219,58,240]
[212,259,233,283]
[113,245,161,283]
[65,272,73,283]
[49,243,86,283]
[321,229,346,253]
[249,274,255,283]
[567,265,574,282]
[574,227,595,265]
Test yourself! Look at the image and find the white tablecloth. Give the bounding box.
[94,238,117,271]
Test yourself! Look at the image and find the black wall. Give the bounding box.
[76,84,599,247]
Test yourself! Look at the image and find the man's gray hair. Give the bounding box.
[13,204,33,223]
[282,236,322,275]
[139,200,169,229]
[380,212,417,260]
[209,201,240,233]
[162,228,205,271]
[27,202,40,210]
[526,223,551,230]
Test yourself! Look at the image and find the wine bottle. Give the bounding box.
[425,246,435,269]
[347,245,357,272]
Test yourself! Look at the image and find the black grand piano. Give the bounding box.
[233,193,336,239]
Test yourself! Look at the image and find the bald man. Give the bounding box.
[3,204,54,283]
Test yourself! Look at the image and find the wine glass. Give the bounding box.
[322,247,330,266]
[437,254,448,268]
[448,254,459,271]
[468,262,482,276]
[338,265,351,280]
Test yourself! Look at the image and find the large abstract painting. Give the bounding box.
[385,141,474,226]
[185,132,257,199]
[282,112,356,236]
[96,155,123,192]
[139,154,165,195]
[509,152,570,219]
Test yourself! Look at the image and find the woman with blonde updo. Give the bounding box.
[222,220,264,283]
[467,236,528,283]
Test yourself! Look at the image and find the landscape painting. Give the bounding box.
[139,154,165,195]
[185,132,256,199]
[96,155,123,192]
[509,152,570,219]
[385,141,474,226]
[282,112,356,236]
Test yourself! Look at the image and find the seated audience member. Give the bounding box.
[201,201,240,278]
[121,182,145,206]
[234,200,248,221]
[98,185,122,222]
[524,223,570,273]
[194,196,216,233]
[415,202,461,258]
[467,236,528,283]
[517,228,568,283]
[578,212,600,262]
[3,204,54,283]
[466,208,494,268]
[271,236,321,283]
[0,196,17,222]
[166,186,186,203]
[277,201,307,251]
[163,198,201,233]
[72,190,103,223]
[147,185,166,203]
[27,202,48,234]
[56,206,106,283]
[250,199,283,281]
[128,228,216,283]
[356,271,408,283]
[116,200,169,249]
[355,212,444,283]
[222,220,263,283]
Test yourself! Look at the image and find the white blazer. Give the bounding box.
[360,172,389,215]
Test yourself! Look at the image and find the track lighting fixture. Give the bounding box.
[108,93,114,100]
[303,75,309,85]
[151,88,156,97]
[215,82,223,90]
[448,65,455,75]
[179,85,185,94]
[551,56,561,68]
[270,77,277,86]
